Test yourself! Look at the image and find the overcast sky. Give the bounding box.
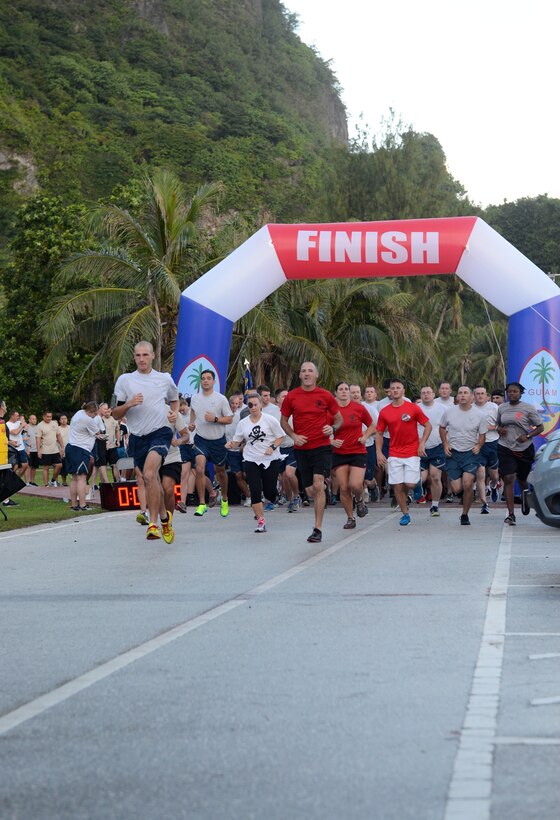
[285,0,559,208]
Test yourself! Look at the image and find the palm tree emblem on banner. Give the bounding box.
[521,349,560,436]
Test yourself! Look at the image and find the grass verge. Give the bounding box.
[0,496,102,531]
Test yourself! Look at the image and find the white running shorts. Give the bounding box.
[387,456,421,486]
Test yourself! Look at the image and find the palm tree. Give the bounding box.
[227,277,432,391]
[38,169,223,393]
[530,356,556,416]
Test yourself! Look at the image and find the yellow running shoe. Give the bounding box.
[161,511,175,544]
[220,499,229,518]
[146,522,161,540]
[136,510,149,525]
[194,504,207,516]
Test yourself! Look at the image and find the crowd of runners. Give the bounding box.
[0,341,544,542]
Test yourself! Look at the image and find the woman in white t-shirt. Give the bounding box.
[226,394,284,533]
[66,401,104,511]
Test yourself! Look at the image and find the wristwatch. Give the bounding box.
[271,444,277,450]
[214,416,219,423]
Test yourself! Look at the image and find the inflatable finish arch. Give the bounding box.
[172,217,560,439]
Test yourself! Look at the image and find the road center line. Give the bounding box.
[0,512,397,736]
[444,526,512,820]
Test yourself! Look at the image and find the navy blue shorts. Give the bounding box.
[365,444,377,480]
[278,445,297,474]
[227,448,244,473]
[193,434,228,467]
[128,426,173,472]
[180,443,196,466]
[15,449,28,466]
[479,440,499,469]
[420,443,447,472]
[65,443,91,476]
[446,449,481,481]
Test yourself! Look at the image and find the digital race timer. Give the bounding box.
[99,481,181,511]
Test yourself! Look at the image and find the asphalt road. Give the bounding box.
[1,501,559,819]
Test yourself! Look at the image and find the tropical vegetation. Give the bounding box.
[1,0,560,411]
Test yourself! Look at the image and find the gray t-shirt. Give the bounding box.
[262,403,282,420]
[474,401,499,443]
[496,401,542,450]
[113,369,178,436]
[26,424,37,453]
[224,409,241,442]
[190,391,231,441]
[361,401,379,447]
[440,405,488,452]
[419,402,446,449]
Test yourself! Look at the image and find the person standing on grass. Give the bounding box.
[65,402,103,512]
[6,410,29,482]
[57,414,71,487]
[112,341,179,544]
[25,414,39,485]
[36,410,64,487]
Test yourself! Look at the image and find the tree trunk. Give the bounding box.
[433,297,449,342]
[152,295,163,371]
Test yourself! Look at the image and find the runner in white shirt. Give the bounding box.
[160,413,190,516]
[418,386,447,516]
[112,341,179,544]
[226,393,284,533]
[189,369,233,519]
[361,385,379,502]
[65,401,105,511]
[435,382,455,408]
[473,385,501,514]
[225,392,251,506]
[275,388,300,513]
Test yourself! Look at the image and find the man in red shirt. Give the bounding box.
[376,379,432,526]
[281,362,343,543]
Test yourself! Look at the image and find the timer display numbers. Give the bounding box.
[99,481,181,511]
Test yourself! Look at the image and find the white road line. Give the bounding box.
[493,736,560,745]
[507,632,560,637]
[529,653,560,660]
[0,512,128,541]
[444,526,512,820]
[0,512,397,736]
[530,695,560,706]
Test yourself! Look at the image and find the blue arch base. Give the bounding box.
[172,296,233,397]
[508,294,560,441]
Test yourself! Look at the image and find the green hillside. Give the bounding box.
[0,0,347,244]
[4,0,559,408]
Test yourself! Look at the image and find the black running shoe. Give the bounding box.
[356,499,368,518]
[460,514,471,525]
[307,527,322,543]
